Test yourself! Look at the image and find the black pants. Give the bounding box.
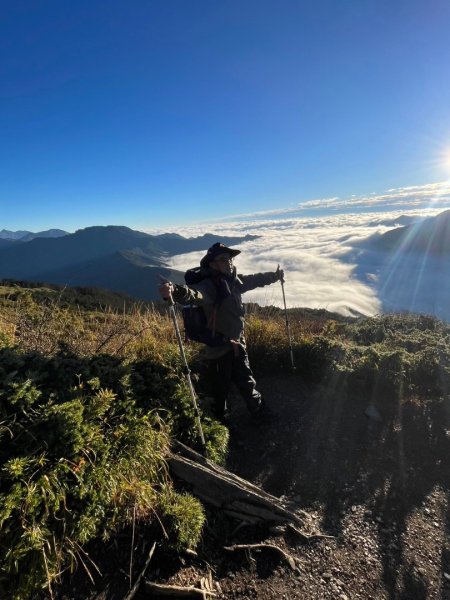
[204,345,263,418]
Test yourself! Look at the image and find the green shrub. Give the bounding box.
[293,336,344,382]
[159,486,205,552]
[203,418,230,465]
[351,317,387,345]
[0,345,216,599]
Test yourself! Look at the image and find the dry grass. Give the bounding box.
[0,292,336,367]
[0,294,175,357]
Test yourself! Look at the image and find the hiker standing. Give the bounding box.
[159,242,283,423]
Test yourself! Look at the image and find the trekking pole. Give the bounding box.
[278,265,296,370]
[162,285,207,455]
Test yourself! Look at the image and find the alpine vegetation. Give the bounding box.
[0,282,449,599]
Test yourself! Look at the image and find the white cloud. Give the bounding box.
[163,213,386,316]
[187,181,450,223]
[145,185,450,318]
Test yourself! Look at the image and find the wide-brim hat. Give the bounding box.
[200,242,241,268]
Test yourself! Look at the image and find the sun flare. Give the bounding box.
[441,149,450,172]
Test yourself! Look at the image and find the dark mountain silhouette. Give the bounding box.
[0,226,258,301]
[35,252,181,301]
[0,228,68,241]
[345,210,450,321]
[0,239,17,249]
[151,232,258,256]
[369,209,450,255]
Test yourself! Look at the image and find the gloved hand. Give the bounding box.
[275,265,285,283]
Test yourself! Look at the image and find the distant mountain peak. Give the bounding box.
[0,228,68,242]
[0,229,32,240]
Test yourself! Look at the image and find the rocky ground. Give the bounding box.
[51,373,449,600]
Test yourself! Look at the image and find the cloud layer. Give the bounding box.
[147,182,450,317]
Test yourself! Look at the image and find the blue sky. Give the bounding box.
[2,0,450,232]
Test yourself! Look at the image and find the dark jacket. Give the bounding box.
[172,267,278,358]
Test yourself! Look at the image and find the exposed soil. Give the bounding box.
[51,373,450,600]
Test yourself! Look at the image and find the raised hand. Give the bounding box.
[276,264,285,283]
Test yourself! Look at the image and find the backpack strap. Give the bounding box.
[208,275,226,337]
[207,274,235,337]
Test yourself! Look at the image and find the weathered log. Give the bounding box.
[167,442,303,526]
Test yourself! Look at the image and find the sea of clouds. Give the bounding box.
[147,182,450,318]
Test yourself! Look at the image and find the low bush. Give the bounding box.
[1,286,449,599]
[0,345,209,599]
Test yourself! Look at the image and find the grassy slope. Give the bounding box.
[0,282,449,598]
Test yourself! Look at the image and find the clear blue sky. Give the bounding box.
[2,0,450,231]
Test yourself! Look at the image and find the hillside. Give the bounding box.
[0,238,16,249]
[0,286,448,599]
[370,209,450,256]
[0,279,152,312]
[348,210,450,322]
[0,226,257,301]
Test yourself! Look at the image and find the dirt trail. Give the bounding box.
[153,373,450,600]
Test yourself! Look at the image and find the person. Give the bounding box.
[159,242,284,423]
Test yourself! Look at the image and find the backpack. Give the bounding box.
[182,268,229,346]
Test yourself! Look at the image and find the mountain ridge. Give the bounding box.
[348,210,450,321]
[0,225,257,301]
[369,209,450,255]
[0,228,68,241]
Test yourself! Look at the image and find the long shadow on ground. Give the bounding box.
[226,372,450,599]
